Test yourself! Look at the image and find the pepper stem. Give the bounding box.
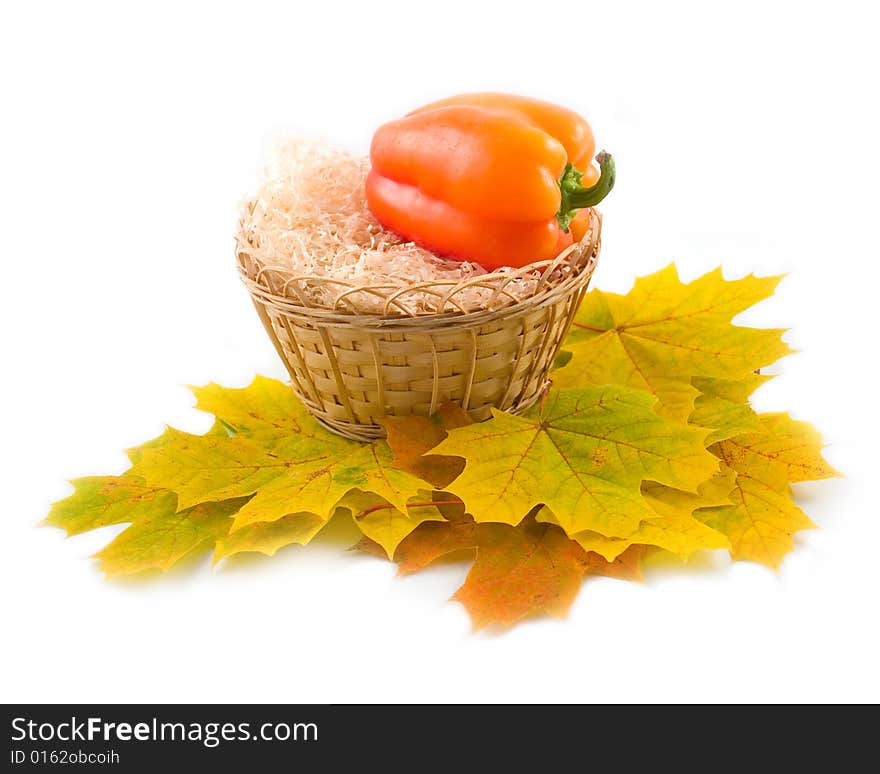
[557,150,616,231]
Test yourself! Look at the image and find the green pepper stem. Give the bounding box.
[557,150,616,231]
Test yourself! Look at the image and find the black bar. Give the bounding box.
[2,704,873,770]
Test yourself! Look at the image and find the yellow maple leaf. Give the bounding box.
[688,373,772,444]
[555,331,702,421]
[540,470,735,561]
[689,393,761,445]
[692,373,774,404]
[227,439,427,531]
[95,497,250,576]
[44,475,176,536]
[712,413,840,490]
[696,413,840,567]
[697,469,815,569]
[133,381,428,527]
[212,511,326,564]
[553,266,791,424]
[46,382,439,576]
[337,489,446,559]
[190,376,305,438]
[432,386,719,537]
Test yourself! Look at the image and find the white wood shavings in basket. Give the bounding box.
[235,139,546,315]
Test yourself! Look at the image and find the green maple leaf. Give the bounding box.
[44,475,176,536]
[432,386,719,537]
[47,475,327,573]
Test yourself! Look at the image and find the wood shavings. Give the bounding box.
[236,139,544,314]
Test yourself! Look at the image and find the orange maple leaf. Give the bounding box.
[358,513,644,629]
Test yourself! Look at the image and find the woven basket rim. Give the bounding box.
[237,210,601,326]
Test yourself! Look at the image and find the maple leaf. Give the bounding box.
[132,378,429,527]
[45,382,438,574]
[44,475,176,536]
[46,471,328,573]
[688,373,772,444]
[373,505,477,574]
[711,412,839,489]
[689,393,761,445]
[381,413,466,489]
[190,376,304,437]
[95,497,250,576]
[213,511,326,563]
[48,484,331,575]
[696,413,839,567]
[432,386,719,537]
[44,424,259,575]
[358,513,645,628]
[337,489,446,559]
[535,469,734,561]
[692,373,774,404]
[380,398,730,564]
[697,470,814,569]
[553,266,791,423]
[453,518,599,628]
[125,420,232,463]
[45,421,238,537]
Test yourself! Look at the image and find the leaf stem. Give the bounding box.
[571,322,608,333]
[354,498,464,520]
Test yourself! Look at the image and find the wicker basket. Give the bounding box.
[236,209,601,440]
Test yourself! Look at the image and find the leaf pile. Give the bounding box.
[46,265,838,629]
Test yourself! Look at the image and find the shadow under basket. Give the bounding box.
[237,209,601,440]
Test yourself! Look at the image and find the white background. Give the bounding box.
[2,1,878,703]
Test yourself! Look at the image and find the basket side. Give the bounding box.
[247,227,600,440]
[255,285,589,439]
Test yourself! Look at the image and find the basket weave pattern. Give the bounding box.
[237,210,601,440]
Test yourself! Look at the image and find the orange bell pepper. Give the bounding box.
[366,93,614,269]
